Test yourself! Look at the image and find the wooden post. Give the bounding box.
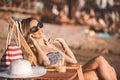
[77,65,84,80]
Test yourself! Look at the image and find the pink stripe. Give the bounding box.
[7,48,21,51]
[5,53,22,56]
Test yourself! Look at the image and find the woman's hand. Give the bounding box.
[49,38,65,44]
[54,38,65,43]
[29,34,37,44]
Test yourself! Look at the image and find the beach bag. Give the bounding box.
[0,21,23,71]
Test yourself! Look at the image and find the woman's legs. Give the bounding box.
[83,70,99,80]
[82,56,117,80]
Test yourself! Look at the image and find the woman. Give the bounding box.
[21,17,117,80]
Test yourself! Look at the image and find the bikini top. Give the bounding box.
[47,52,62,65]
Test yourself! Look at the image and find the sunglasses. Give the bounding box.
[30,21,43,33]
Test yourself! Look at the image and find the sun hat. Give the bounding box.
[0,59,47,78]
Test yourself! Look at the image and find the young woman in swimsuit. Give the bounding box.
[21,17,117,80]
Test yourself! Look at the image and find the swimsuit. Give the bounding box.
[47,52,62,65]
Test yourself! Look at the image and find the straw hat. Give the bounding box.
[0,60,47,78]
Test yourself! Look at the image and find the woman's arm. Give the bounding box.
[49,38,77,64]
[29,34,50,66]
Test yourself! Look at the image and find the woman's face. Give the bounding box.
[29,20,44,39]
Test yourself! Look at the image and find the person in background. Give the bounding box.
[58,8,75,25]
[3,0,12,7]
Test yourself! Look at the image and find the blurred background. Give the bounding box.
[0,0,120,79]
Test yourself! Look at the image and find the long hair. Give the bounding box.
[21,17,38,38]
[21,17,39,56]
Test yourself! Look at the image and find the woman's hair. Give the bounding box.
[21,17,38,56]
[21,17,36,37]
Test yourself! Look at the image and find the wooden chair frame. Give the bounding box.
[8,16,38,66]
[7,16,84,80]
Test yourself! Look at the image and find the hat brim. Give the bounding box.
[0,66,47,78]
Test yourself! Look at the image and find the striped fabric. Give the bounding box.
[0,45,23,71]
